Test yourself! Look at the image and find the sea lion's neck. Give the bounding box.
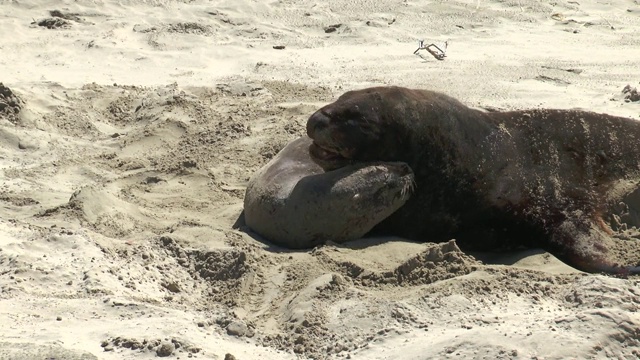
[383,96,500,235]
[398,100,496,173]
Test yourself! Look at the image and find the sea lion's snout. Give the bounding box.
[392,162,413,177]
[307,109,331,139]
[306,108,351,170]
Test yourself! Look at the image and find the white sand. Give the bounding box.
[1,0,640,359]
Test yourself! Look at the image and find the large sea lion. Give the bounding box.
[243,137,414,249]
[306,86,640,275]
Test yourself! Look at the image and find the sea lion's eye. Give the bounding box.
[346,119,360,127]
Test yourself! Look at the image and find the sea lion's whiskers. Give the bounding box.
[401,178,416,199]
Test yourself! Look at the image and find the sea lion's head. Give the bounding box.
[306,87,406,171]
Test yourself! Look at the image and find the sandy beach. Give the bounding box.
[1,0,640,359]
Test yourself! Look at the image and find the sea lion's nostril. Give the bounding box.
[397,163,412,176]
[307,111,330,137]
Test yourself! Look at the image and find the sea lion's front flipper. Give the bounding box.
[550,215,640,276]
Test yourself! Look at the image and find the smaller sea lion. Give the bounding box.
[243,137,414,249]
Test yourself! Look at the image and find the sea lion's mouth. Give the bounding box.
[309,142,347,161]
[309,141,355,171]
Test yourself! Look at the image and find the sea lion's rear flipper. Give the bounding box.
[551,216,640,276]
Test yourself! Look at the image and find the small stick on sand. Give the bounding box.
[413,40,448,60]
[600,16,615,30]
